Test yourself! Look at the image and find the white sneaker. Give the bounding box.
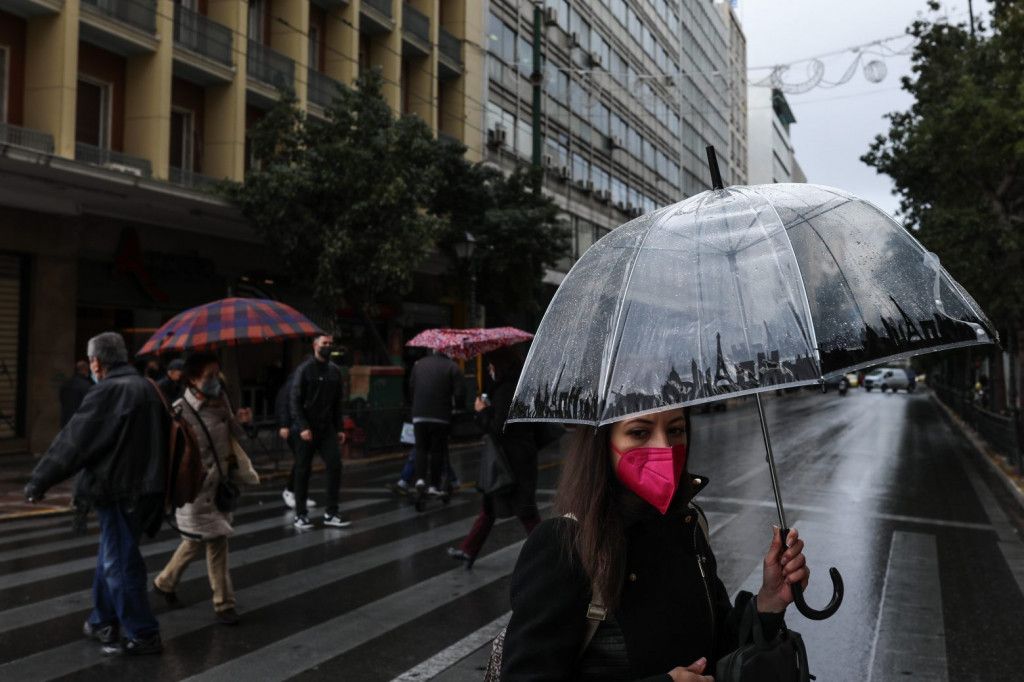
[293,514,314,530]
[323,514,351,528]
[282,489,296,509]
[396,479,410,491]
[307,497,318,508]
[427,486,443,497]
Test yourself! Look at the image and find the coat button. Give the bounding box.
[692,477,701,486]
[628,573,637,582]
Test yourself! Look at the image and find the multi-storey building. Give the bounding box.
[718,0,746,185]
[481,0,743,271]
[746,84,801,184]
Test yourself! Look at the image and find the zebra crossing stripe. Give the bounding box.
[390,612,511,681]
[182,542,527,681]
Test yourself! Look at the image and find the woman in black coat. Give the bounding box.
[500,407,810,681]
[449,347,540,568]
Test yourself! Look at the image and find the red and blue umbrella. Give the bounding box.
[138,297,324,355]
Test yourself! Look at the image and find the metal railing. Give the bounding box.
[439,27,462,66]
[81,0,157,34]
[169,167,218,190]
[0,123,55,154]
[173,4,233,67]
[75,142,152,177]
[362,0,392,19]
[307,68,342,109]
[931,382,1023,474]
[402,3,429,43]
[247,39,294,90]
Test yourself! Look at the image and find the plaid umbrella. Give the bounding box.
[405,327,533,361]
[138,297,324,355]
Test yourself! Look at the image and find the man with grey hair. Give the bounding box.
[26,332,167,656]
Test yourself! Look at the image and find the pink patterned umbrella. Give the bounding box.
[405,327,534,360]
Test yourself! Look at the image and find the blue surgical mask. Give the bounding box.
[199,377,221,398]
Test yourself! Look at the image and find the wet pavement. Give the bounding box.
[0,389,1022,681]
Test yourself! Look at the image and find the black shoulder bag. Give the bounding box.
[185,401,240,514]
[716,597,814,682]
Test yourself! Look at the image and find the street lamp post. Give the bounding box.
[454,232,477,327]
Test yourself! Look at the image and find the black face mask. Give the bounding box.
[316,346,332,361]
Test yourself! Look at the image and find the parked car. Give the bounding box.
[863,367,913,392]
[822,374,852,395]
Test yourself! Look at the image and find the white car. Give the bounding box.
[863,367,912,392]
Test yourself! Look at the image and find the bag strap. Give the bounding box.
[563,513,607,655]
[184,397,227,480]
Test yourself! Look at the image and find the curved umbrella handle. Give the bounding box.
[782,527,844,620]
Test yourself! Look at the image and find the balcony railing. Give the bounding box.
[75,142,153,177]
[363,0,392,19]
[439,28,462,66]
[402,4,429,43]
[174,4,233,67]
[169,167,218,190]
[81,0,156,34]
[0,123,55,154]
[247,39,294,90]
[307,68,343,109]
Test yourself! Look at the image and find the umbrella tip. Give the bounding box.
[705,146,725,191]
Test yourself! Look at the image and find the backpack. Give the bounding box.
[147,379,205,511]
[483,508,710,681]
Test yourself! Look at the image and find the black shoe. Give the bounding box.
[102,634,163,656]
[152,581,179,607]
[447,547,471,562]
[216,608,240,626]
[83,621,118,645]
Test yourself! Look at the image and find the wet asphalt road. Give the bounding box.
[0,388,1022,681]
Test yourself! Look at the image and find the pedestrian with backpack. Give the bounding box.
[152,352,259,625]
[498,407,810,681]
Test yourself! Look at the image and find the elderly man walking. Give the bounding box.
[26,332,167,656]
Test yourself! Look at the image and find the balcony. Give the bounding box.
[402,4,430,57]
[169,167,219,191]
[438,27,463,78]
[360,0,393,34]
[174,5,233,68]
[75,143,152,178]
[79,0,158,54]
[0,0,63,18]
[0,123,56,155]
[247,39,294,91]
[307,69,343,110]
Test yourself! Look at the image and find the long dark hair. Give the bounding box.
[555,408,692,610]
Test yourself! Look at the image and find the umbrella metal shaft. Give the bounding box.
[755,392,789,530]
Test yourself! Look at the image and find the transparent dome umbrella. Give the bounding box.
[508,147,997,620]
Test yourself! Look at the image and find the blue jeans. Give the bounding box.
[400,448,458,485]
[88,502,160,640]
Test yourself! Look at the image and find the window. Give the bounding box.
[169,108,195,171]
[308,23,321,71]
[518,35,532,75]
[75,77,111,149]
[487,13,516,64]
[571,152,588,182]
[593,102,609,136]
[553,0,570,33]
[591,33,609,69]
[0,46,8,124]
[569,10,590,51]
[248,0,265,42]
[611,0,627,26]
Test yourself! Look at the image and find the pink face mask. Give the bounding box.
[613,443,687,514]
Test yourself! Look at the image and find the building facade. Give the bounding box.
[746,84,801,184]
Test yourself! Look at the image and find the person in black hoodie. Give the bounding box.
[25,332,166,656]
[448,347,538,568]
[500,407,810,681]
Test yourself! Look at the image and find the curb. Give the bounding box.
[930,391,1024,511]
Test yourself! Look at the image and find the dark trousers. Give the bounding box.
[293,428,341,516]
[413,422,450,488]
[400,448,458,484]
[89,503,160,640]
[283,433,297,492]
[460,497,540,558]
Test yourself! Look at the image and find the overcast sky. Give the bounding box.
[737,0,985,218]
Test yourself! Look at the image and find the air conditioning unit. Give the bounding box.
[614,200,627,211]
[588,51,602,67]
[597,189,611,204]
[486,124,507,148]
[105,162,143,177]
[543,154,555,168]
[558,166,570,182]
[544,7,558,26]
[585,180,594,193]
[606,135,623,151]
[569,32,580,48]
[664,75,676,87]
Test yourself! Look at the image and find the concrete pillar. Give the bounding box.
[325,0,360,87]
[124,0,174,180]
[270,0,309,107]
[204,0,248,181]
[22,0,80,159]
[407,0,438,131]
[440,0,484,161]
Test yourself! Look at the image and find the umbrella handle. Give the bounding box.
[782,527,844,620]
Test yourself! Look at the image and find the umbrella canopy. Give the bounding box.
[509,183,996,426]
[138,297,324,355]
[406,327,534,361]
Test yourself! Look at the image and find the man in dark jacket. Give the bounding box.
[25,332,166,656]
[59,360,94,427]
[156,358,184,403]
[275,370,318,510]
[289,334,348,529]
[409,351,466,497]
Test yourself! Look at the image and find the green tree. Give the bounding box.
[232,69,443,346]
[431,142,569,327]
[862,0,1023,331]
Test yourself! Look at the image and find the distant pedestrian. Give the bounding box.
[449,348,538,568]
[289,334,349,529]
[25,332,166,656]
[59,360,94,427]
[152,352,258,626]
[275,370,317,510]
[157,358,185,403]
[409,350,466,499]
